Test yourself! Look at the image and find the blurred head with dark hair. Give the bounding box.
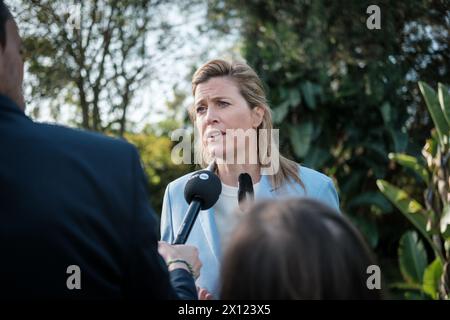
[220,198,383,300]
[0,0,11,48]
[0,0,25,110]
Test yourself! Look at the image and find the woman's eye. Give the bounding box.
[218,101,230,107]
[196,106,206,114]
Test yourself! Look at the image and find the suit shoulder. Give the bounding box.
[298,165,339,210]
[299,165,332,184]
[297,165,334,193]
[298,165,338,198]
[34,122,136,154]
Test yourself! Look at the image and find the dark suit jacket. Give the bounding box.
[0,94,196,299]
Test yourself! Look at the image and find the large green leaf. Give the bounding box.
[419,82,450,145]
[398,231,428,285]
[377,180,426,223]
[289,122,313,158]
[376,180,441,260]
[423,258,443,300]
[438,83,450,128]
[388,153,430,184]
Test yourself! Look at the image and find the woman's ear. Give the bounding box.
[251,106,265,128]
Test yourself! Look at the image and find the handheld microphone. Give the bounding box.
[238,173,254,212]
[173,162,221,245]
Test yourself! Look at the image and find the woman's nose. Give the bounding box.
[205,105,219,124]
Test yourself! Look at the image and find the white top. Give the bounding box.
[213,181,261,250]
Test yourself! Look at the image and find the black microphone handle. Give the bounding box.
[173,198,203,245]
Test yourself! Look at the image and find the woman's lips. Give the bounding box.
[205,130,226,141]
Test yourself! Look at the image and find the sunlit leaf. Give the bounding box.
[423,258,443,300]
[388,153,430,184]
[398,231,428,285]
[419,82,450,145]
[438,83,450,128]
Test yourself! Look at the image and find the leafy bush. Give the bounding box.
[378,82,450,299]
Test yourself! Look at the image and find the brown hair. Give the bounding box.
[220,198,383,300]
[0,1,12,50]
[191,59,304,191]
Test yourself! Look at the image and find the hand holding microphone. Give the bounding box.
[158,241,202,279]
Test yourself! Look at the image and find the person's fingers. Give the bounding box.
[158,241,169,248]
[157,242,166,254]
[157,241,172,258]
[199,288,207,300]
[198,288,213,300]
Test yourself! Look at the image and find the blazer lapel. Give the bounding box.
[199,207,221,262]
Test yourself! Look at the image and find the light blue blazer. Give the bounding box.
[160,165,339,299]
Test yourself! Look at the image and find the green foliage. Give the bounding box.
[388,153,430,185]
[439,83,450,127]
[377,180,435,254]
[378,82,450,299]
[289,122,313,158]
[19,0,180,134]
[419,82,450,146]
[125,131,193,214]
[398,231,427,285]
[423,258,443,300]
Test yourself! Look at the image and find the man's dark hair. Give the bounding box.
[220,198,384,300]
[0,0,12,49]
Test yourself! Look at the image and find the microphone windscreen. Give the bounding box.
[184,170,222,210]
[238,173,254,204]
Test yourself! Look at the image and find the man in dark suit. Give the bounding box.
[0,1,200,299]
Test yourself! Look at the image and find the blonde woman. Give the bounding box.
[160,59,339,299]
